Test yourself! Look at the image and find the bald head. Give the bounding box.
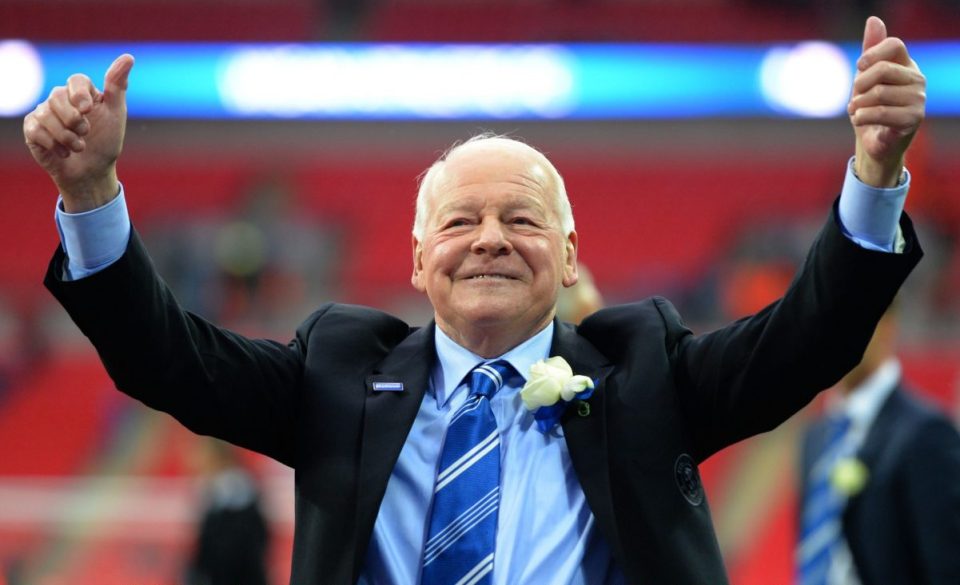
[413,135,574,240]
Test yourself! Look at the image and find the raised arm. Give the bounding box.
[23,54,134,212]
[30,56,307,465]
[667,17,927,457]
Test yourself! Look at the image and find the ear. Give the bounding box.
[561,230,579,288]
[411,234,426,292]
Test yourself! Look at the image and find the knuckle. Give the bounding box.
[61,107,82,125]
[24,123,48,146]
[67,73,94,94]
[54,127,77,143]
[69,74,95,93]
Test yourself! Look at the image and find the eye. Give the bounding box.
[510,216,536,226]
[443,218,471,229]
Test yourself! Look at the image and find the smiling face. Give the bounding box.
[412,138,578,356]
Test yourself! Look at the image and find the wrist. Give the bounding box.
[854,146,904,188]
[58,169,120,213]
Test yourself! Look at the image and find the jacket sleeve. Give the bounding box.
[664,203,922,460]
[44,228,317,466]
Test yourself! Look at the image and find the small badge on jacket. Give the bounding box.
[674,453,704,506]
[372,382,404,392]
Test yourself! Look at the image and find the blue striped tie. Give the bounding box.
[797,415,853,585]
[421,360,514,585]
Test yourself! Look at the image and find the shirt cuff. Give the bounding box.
[55,186,131,280]
[837,156,909,253]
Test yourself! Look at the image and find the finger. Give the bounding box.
[24,116,70,158]
[103,54,135,106]
[852,61,925,95]
[858,37,913,71]
[66,74,97,114]
[861,16,886,54]
[849,84,924,113]
[851,104,924,129]
[24,113,53,150]
[32,102,86,153]
[48,86,91,137]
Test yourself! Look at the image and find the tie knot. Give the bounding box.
[469,360,514,398]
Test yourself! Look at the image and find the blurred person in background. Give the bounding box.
[796,304,960,585]
[24,16,928,585]
[185,438,270,585]
[556,264,604,324]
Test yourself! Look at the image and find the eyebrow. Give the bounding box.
[434,194,548,218]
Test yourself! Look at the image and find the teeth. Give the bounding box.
[471,274,509,280]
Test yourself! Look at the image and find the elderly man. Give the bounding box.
[25,16,926,585]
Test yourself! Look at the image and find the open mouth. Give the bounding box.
[466,274,516,280]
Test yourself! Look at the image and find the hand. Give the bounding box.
[849,17,926,188]
[23,54,134,212]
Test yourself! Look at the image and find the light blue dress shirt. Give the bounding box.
[360,323,622,584]
[53,158,909,582]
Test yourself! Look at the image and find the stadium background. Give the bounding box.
[1,1,959,583]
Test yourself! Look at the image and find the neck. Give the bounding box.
[437,316,553,358]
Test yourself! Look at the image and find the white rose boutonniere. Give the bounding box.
[520,356,595,432]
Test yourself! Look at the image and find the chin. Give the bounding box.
[462,299,551,328]
[448,300,515,325]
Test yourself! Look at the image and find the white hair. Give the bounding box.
[412,133,575,240]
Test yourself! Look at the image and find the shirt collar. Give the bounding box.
[431,322,554,408]
[828,358,900,433]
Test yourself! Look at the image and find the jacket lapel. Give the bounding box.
[553,321,622,560]
[845,384,903,530]
[856,384,903,463]
[352,324,435,575]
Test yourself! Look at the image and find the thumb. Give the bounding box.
[861,16,887,54]
[103,54,135,106]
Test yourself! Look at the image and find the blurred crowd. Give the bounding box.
[1,0,959,583]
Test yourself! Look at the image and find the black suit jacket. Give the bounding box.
[46,206,921,584]
[800,385,960,585]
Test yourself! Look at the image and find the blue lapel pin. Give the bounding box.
[372,381,404,392]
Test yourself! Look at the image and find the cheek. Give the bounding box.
[524,238,566,273]
[422,241,461,278]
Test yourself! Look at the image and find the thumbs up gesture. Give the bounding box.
[23,54,135,212]
[849,17,926,188]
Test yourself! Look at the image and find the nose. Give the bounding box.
[470,217,513,256]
